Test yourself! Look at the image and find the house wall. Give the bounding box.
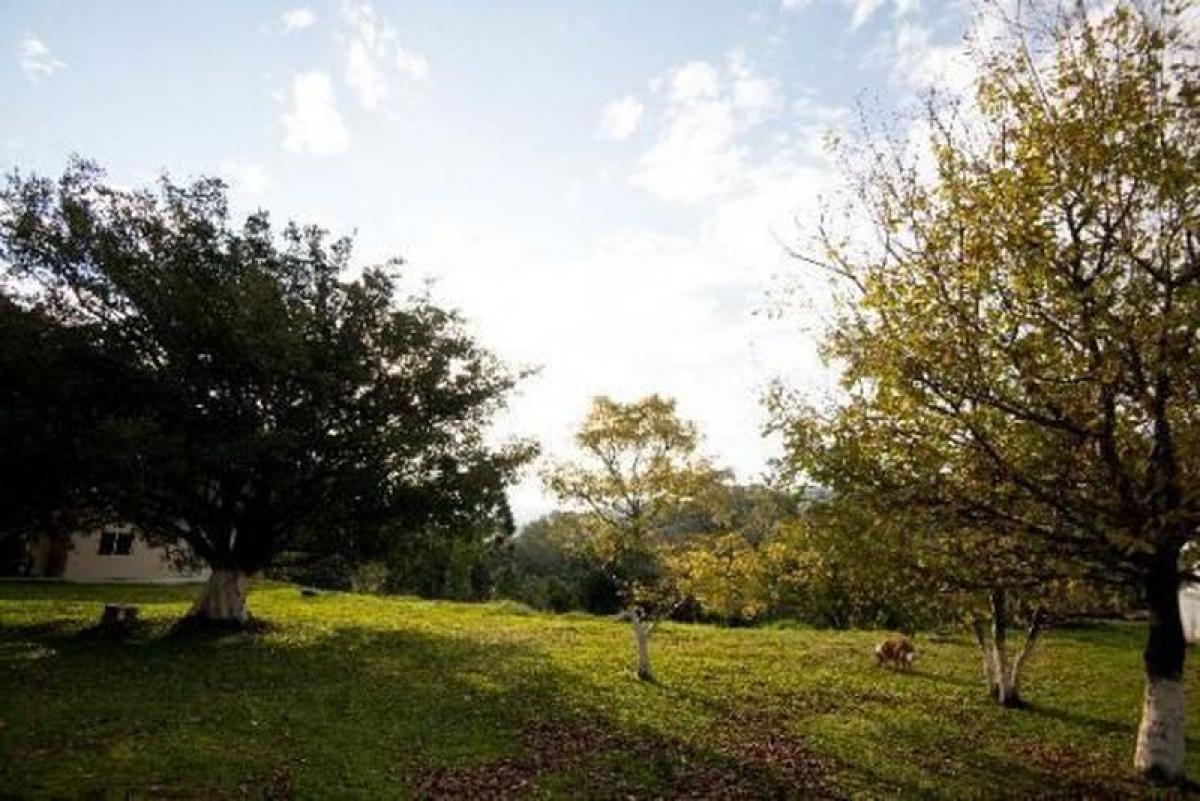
[53,527,208,583]
[1182,585,1200,644]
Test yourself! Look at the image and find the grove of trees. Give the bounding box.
[771,0,1200,780]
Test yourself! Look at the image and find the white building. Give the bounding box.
[29,525,207,583]
[1181,584,1200,644]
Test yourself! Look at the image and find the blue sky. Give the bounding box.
[2,0,976,521]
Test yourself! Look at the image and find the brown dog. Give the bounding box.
[875,634,917,670]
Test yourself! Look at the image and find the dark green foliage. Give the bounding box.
[383,510,515,601]
[497,512,623,614]
[0,159,535,582]
[0,297,124,572]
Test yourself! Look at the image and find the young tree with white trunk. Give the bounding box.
[544,395,727,681]
[0,161,535,625]
[774,1,1200,782]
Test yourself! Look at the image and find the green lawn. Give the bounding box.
[0,581,1195,799]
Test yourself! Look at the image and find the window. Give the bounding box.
[98,530,135,556]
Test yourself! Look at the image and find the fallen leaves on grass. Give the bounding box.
[414,715,841,799]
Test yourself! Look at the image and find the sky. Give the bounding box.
[2,0,977,522]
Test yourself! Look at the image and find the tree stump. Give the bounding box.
[99,603,140,634]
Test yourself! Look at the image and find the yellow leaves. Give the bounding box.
[667,533,770,624]
[544,395,728,539]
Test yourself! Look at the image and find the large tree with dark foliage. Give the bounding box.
[0,296,119,573]
[0,160,535,623]
[774,2,1200,780]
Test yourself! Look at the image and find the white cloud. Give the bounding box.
[342,0,428,112]
[887,21,973,93]
[408,174,837,522]
[633,98,743,203]
[781,0,813,10]
[846,0,888,28]
[395,48,429,82]
[18,36,64,80]
[666,61,721,102]
[599,96,644,140]
[346,39,387,110]
[630,55,783,204]
[281,8,316,32]
[728,52,780,117]
[282,71,350,155]
[218,161,271,197]
[835,0,921,28]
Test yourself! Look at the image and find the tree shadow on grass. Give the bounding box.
[0,579,203,605]
[890,666,979,691]
[417,713,844,800]
[1020,701,1135,740]
[833,742,1141,801]
[1019,700,1200,757]
[0,618,843,799]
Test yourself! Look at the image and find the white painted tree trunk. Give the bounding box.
[989,590,1015,706]
[971,618,997,697]
[621,607,655,681]
[189,568,249,624]
[972,602,1042,707]
[1135,551,1188,782]
[1134,677,1186,781]
[632,617,653,681]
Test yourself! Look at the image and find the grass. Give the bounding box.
[0,581,1196,799]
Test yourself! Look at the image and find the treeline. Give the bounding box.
[496,488,945,629]
[284,395,1133,639]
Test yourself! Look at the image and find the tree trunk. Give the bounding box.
[989,589,1020,706]
[1134,554,1187,782]
[971,616,998,698]
[972,592,1034,707]
[1007,609,1045,706]
[188,568,250,624]
[629,609,653,681]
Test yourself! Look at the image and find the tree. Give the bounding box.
[382,500,515,601]
[661,484,801,625]
[666,532,769,624]
[0,160,536,624]
[498,511,622,613]
[543,395,727,680]
[772,397,1073,703]
[763,502,959,630]
[775,2,1200,780]
[0,296,118,573]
